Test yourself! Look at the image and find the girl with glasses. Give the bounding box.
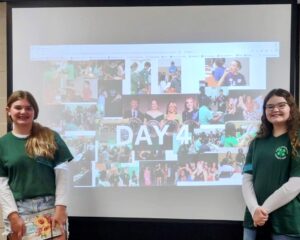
[242,88,300,240]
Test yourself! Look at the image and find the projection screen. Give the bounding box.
[11,4,292,220]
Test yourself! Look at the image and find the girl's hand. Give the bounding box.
[253,207,268,227]
[52,205,68,240]
[8,212,26,240]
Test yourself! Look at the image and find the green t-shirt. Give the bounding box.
[0,131,73,201]
[243,133,300,236]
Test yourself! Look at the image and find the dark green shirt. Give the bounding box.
[243,133,300,236]
[0,131,73,201]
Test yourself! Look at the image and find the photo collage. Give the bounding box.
[39,54,267,188]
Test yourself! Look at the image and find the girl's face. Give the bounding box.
[151,100,158,110]
[7,99,35,127]
[265,96,290,126]
[186,98,194,110]
[168,103,177,113]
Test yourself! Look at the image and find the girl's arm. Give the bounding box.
[0,177,26,237]
[0,177,18,218]
[243,173,269,226]
[217,68,229,86]
[55,163,69,207]
[262,177,300,213]
[242,173,259,216]
[54,163,69,226]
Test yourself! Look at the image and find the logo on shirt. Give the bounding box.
[275,146,288,160]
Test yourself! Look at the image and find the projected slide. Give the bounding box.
[31,42,278,187]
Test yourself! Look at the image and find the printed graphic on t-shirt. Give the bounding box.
[275,146,288,160]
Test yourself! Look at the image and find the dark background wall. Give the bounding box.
[69,217,243,240]
[68,217,274,240]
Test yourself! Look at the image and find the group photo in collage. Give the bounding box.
[40,56,264,187]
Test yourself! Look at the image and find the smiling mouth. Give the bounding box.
[17,116,30,120]
[270,115,285,120]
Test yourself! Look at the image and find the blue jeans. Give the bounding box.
[2,196,69,239]
[244,228,300,240]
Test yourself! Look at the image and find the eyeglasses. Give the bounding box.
[265,102,288,111]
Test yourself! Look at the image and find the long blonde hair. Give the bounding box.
[7,90,57,159]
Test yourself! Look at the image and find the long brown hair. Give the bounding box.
[7,90,57,159]
[256,88,300,158]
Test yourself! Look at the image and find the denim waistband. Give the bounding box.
[16,195,55,215]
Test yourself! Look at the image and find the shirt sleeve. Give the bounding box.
[0,144,7,177]
[54,132,73,166]
[0,165,7,177]
[55,163,69,207]
[243,139,255,174]
[242,173,259,217]
[0,177,18,219]
[241,140,258,216]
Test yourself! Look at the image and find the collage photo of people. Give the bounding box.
[40,56,265,187]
